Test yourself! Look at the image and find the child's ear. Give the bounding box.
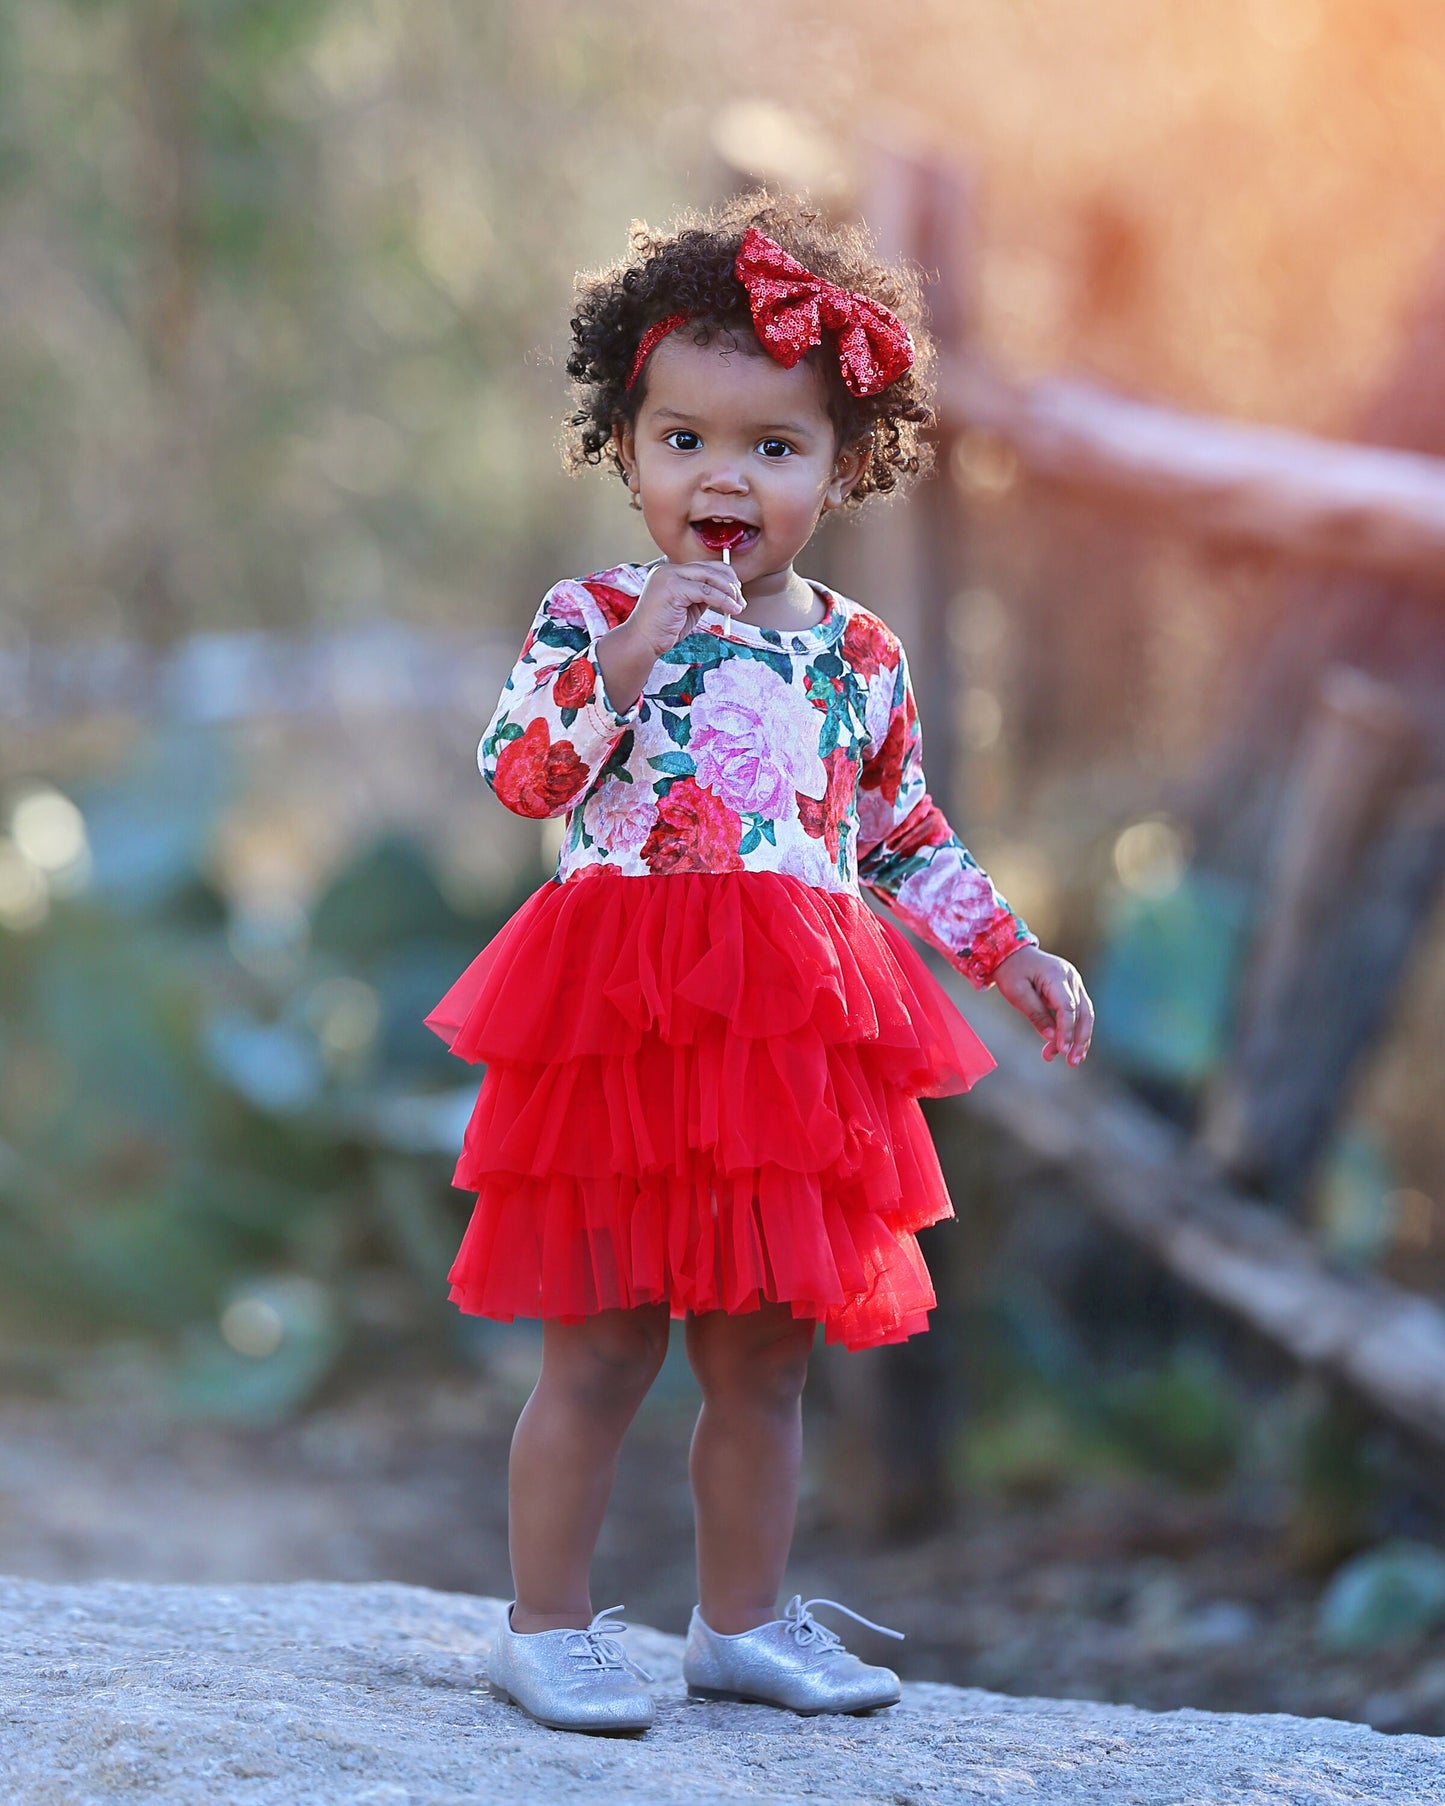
[612,417,639,491]
[822,435,872,511]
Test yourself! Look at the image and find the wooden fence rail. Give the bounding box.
[943,356,1445,583]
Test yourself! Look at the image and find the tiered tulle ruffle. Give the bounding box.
[424,865,997,1350]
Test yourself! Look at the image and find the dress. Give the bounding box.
[424,559,1038,1350]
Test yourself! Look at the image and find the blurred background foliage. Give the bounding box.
[3,0,1445,1730]
[0,722,543,1419]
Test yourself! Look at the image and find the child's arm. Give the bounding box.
[855,636,1094,1065]
[856,637,1037,989]
[478,581,642,820]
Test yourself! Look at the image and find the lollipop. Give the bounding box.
[700,523,750,639]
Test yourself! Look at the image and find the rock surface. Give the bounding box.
[2,1577,1443,1805]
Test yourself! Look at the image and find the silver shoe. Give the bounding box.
[487,1603,655,1733]
[683,1594,904,1714]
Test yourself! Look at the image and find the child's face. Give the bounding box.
[612,330,867,582]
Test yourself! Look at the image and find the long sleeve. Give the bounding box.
[855,636,1038,989]
[478,580,643,820]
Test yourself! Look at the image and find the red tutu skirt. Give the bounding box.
[424,865,997,1351]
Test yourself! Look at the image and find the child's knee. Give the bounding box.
[687,1310,814,1412]
[548,1309,669,1408]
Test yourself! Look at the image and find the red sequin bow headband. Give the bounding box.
[624,226,915,398]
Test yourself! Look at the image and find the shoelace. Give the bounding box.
[780,1594,905,1653]
[562,1605,655,1683]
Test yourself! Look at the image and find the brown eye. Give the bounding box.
[758,438,793,459]
[664,430,700,451]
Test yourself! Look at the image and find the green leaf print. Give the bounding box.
[484,720,525,759]
[805,658,870,763]
[648,750,695,777]
[595,732,635,785]
[732,814,778,856]
[661,637,724,670]
[537,622,590,656]
[746,646,796,685]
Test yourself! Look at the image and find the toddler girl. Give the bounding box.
[425,191,1094,1734]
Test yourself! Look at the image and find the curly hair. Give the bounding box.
[562,189,937,508]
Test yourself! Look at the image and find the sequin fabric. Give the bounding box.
[621,227,915,399]
[624,311,691,390]
[733,226,915,397]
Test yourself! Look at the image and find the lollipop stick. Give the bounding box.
[720,543,730,639]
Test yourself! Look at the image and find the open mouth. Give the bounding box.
[691,518,760,554]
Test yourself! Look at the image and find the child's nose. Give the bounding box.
[701,460,748,493]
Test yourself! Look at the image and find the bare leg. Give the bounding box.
[508,1304,671,1632]
[685,1300,818,1634]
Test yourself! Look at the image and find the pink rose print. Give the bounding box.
[864,666,896,749]
[895,856,1005,950]
[856,781,898,852]
[689,659,827,818]
[584,777,655,859]
[773,832,831,884]
[546,586,589,628]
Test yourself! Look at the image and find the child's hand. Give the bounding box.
[629,559,746,657]
[992,946,1094,1066]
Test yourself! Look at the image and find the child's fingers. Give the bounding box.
[650,562,743,615]
[1040,977,1076,1062]
[674,563,742,600]
[1067,991,1095,1065]
[1016,986,1057,1045]
[1046,974,1093,1066]
[679,574,743,614]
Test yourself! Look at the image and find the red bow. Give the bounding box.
[733,226,915,398]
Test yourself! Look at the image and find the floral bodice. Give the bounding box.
[478,560,1038,989]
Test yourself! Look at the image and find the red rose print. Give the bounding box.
[888,795,954,860]
[493,718,591,818]
[843,612,897,681]
[641,777,744,873]
[552,657,596,710]
[583,581,641,630]
[797,746,855,860]
[861,704,909,805]
[971,914,1031,983]
[521,627,536,659]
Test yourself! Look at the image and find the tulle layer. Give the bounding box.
[424,865,997,1350]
